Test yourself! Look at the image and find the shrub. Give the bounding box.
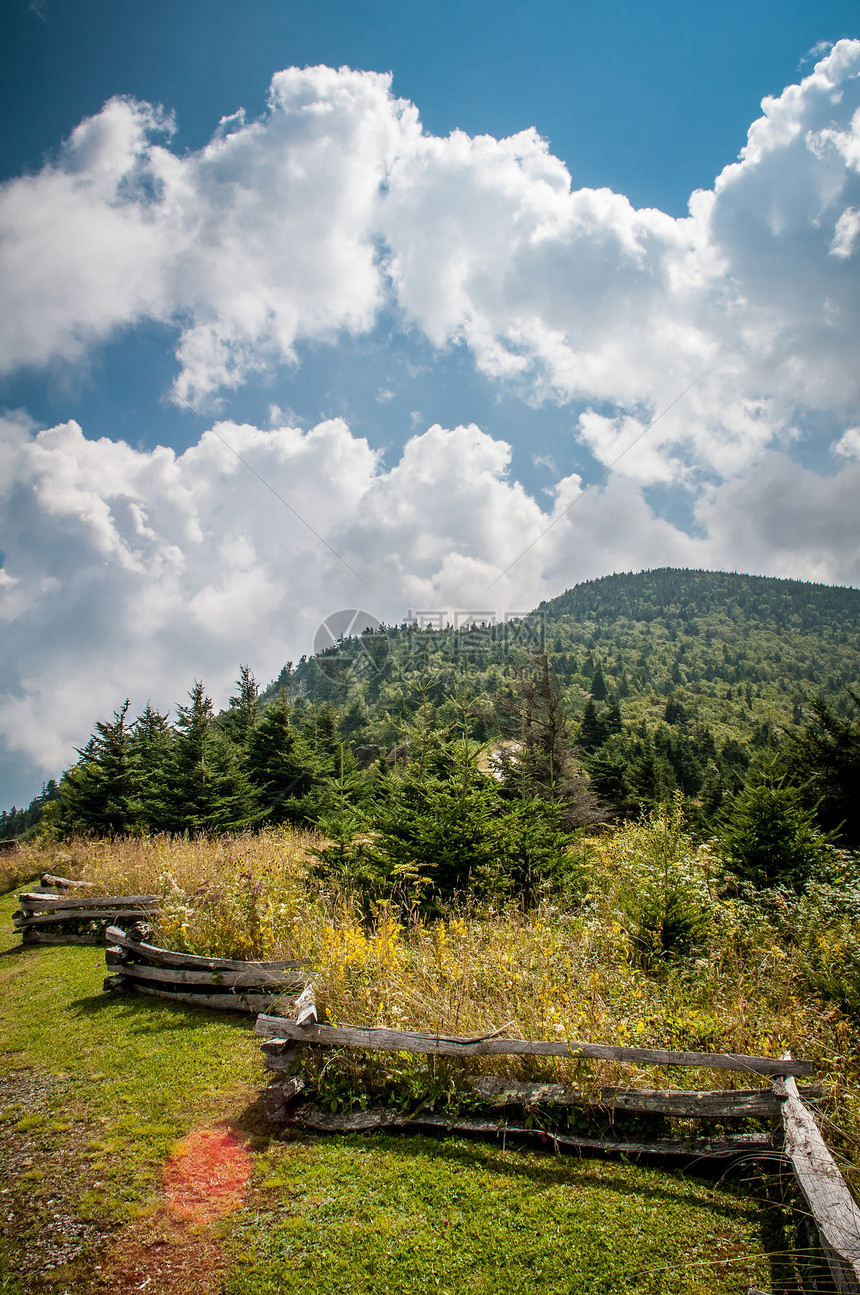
[601,796,713,969]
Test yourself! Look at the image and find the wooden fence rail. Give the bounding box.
[773,1068,860,1294]
[103,925,311,1012]
[254,1014,816,1076]
[40,872,94,889]
[13,890,159,945]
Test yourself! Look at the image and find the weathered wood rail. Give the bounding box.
[103,925,311,1012]
[13,890,159,945]
[254,1014,816,1076]
[40,872,94,889]
[469,1076,824,1117]
[773,1068,860,1293]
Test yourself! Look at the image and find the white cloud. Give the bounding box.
[695,451,860,587]
[3,411,858,802]
[0,414,674,790]
[834,426,860,459]
[0,69,418,399]
[2,49,860,800]
[0,45,857,467]
[831,205,860,257]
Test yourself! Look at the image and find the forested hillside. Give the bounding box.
[3,568,859,856]
[284,567,860,740]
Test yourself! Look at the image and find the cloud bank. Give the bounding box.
[2,412,858,795]
[1,46,859,797]
[2,45,859,466]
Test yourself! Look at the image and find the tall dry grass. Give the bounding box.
[25,827,860,1138]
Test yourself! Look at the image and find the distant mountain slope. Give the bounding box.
[536,568,860,737]
[279,568,860,748]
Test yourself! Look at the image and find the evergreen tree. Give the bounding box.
[625,733,676,813]
[245,692,318,824]
[590,661,608,701]
[56,701,135,836]
[163,682,254,832]
[664,693,687,726]
[586,740,630,812]
[718,760,835,891]
[498,654,605,827]
[366,735,573,905]
[220,665,260,744]
[577,699,606,753]
[128,703,174,829]
[782,691,860,848]
[338,694,371,743]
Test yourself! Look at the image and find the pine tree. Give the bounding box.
[244,692,318,824]
[56,701,136,836]
[782,691,860,848]
[220,665,260,744]
[164,682,254,832]
[366,737,519,902]
[338,694,371,743]
[578,699,606,753]
[718,760,835,891]
[590,662,608,701]
[499,654,605,828]
[128,703,174,830]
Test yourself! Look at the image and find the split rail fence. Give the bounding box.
[103,925,310,1012]
[256,989,860,1293]
[13,887,159,945]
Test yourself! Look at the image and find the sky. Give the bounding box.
[1,0,859,807]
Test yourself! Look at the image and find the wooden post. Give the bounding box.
[773,1069,860,1293]
[259,983,316,1121]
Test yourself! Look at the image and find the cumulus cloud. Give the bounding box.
[1,44,858,470]
[2,48,860,799]
[0,69,418,397]
[4,411,858,801]
[695,451,860,586]
[0,413,681,790]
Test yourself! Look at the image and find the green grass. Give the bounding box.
[0,884,262,1215]
[0,882,825,1293]
[227,1134,779,1294]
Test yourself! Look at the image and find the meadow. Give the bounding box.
[2,812,858,1291]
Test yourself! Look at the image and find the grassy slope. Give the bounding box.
[0,881,818,1294]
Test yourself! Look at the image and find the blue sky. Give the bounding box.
[0,0,859,805]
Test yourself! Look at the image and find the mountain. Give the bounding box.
[279,568,860,749]
[5,569,858,841]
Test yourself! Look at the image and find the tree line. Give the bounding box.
[3,651,857,908]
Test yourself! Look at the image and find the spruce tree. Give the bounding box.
[590,662,608,701]
[782,691,860,848]
[164,682,254,832]
[220,665,260,745]
[718,760,835,891]
[244,692,318,824]
[500,654,605,827]
[578,699,606,753]
[366,736,518,902]
[57,701,135,835]
[128,703,174,830]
